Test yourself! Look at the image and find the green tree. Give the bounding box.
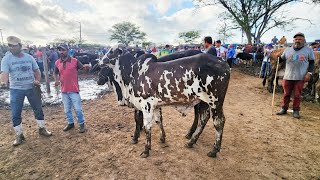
[142,41,153,48]
[195,0,310,44]
[179,30,201,43]
[109,22,146,46]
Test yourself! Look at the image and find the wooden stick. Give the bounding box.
[272,57,280,115]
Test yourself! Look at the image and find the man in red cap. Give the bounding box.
[53,44,90,133]
[276,32,315,119]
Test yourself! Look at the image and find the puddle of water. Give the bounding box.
[0,79,110,106]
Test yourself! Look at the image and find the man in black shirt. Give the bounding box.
[203,36,217,56]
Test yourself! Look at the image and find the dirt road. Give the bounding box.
[1,69,320,179]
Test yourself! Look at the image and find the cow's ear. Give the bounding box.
[110,58,117,65]
[118,48,123,56]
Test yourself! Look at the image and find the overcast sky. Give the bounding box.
[0,0,319,46]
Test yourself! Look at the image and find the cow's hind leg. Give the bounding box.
[185,103,200,139]
[155,108,166,143]
[185,102,210,148]
[207,108,226,158]
[132,109,143,144]
[140,110,154,158]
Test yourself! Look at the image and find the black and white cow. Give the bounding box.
[96,50,209,144]
[100,47,230,158]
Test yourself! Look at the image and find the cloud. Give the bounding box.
[0,0,318,46]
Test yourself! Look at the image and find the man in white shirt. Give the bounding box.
[260,44,273,78]
[215,40,227,60]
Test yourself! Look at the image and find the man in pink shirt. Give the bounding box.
[53,44,90,133]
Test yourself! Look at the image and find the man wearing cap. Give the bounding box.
[53,44,90,133]
[260,44,274,78]
[0,36,52,146]
[276,32,315,119]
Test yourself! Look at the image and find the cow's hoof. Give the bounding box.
[207,151,217,158]
[185,142,193,148]
[160,137,166,144]
[185,133,192,140]
[131,139,138,144]
[140,151,149,158]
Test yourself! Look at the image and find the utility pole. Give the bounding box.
[78,22,82,45]
[0,29,4,46]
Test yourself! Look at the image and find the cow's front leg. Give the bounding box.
[155,108,166,143]
[140,110,153,158]
[186,103,210,148]
[132,109,143,144]
[207,108,226,158]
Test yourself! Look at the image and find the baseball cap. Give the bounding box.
[267,43,273,47]
[57,44,69,50]
[7,36,21,45]
[293,32,305,38]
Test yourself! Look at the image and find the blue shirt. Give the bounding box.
[1,53,39,90]
[49,51,59,63]
[227,48,235,58]
[68,49,74,57]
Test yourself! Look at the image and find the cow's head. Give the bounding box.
[100,45,126,66]
[97,66,113,85]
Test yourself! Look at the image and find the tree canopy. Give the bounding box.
[179,30,201,43]
[195,0,310,44]
[109,22,146,46]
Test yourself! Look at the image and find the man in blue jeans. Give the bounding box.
[261,44,273,78]
[53,44,90,133]
[0,36,52,146]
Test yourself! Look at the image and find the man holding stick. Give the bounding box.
[276,32,315,119]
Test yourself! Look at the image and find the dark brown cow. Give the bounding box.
[100,46,230,158]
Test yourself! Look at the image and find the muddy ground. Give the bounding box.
[0,69,320,180]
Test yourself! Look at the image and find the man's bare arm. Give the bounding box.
[0,72,9,86]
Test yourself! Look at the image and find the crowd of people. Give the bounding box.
[0,32,319,146]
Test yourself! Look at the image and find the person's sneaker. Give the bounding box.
[276,108,287,115]
[13,134,25,146]
[39,128,52,137]
[79,124,86,133]
[293,110,300,119]
[63,123,75,131]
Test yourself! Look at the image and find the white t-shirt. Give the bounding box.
[263,49,273,62]
[216,46,227,59]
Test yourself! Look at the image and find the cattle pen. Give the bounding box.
[1,68,320,179]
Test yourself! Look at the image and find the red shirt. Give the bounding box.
[36,51,43,57]
[55,57,83,93]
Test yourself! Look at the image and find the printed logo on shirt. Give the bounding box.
[287,54,305,61]
[16,76,33,81]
